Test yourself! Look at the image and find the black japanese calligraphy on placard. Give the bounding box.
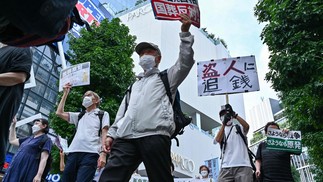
[197,56,259,96]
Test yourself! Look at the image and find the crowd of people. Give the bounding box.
[0,5,299,182]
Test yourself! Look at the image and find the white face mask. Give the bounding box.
[32,125,42,134]
[82,96,93,108]
[226,120,233,126]
[201,170,208,177]
[139,55,156,71]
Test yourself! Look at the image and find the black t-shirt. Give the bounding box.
[0,46,32,165]
[256,141,294,182]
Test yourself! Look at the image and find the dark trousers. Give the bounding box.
[99,135,173,182]
[62,152,99,182]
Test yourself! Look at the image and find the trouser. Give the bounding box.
[218,166,253,182]
[99,135,173,182]
[62,152,99,182]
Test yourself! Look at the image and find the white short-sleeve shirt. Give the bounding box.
[221,124,251,168]
[67,108,110,154]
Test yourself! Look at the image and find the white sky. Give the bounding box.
[198,0,279,117]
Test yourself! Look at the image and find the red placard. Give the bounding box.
[151,0,200,28]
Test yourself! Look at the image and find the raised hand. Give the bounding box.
[179,13,192,32]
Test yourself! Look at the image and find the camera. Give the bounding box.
[222,110,232,125]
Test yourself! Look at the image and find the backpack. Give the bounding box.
[159,70,192,146]
[36,135,52,180]
[123,70,192,146]
[67,110,105,145]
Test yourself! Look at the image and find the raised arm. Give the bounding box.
[236,116,249,134]
[9,117,19,146]
[56,83,72,121]
[215,124,225,143]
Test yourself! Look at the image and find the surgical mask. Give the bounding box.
[226,120,233,125]
[201,170,208,177]
[139,55,156,71]
[82,96,93,108]
[32,125,42,134]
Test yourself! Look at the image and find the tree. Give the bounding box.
[49,18,136,173]
[250,131,264,144]
[255,1,323,181]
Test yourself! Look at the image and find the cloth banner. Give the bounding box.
[59,62,90,91]
[197,55,259,96]
[266,128,302,154]
[151,0,200,28]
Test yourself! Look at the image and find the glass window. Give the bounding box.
[22,105,37,116]
[40,56,53,71]
[44,88,58,104]
[48,75,59,91]
[35,67,50,84]
[40,100,53,116]
[31,81,46,96]
[26,93,41,109]
[32,48,43,64]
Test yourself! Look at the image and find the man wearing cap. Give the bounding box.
[215,104,253,182]
[99,13,194,182]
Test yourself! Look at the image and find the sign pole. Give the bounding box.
[226,94,229,104]
[57,41,67,69]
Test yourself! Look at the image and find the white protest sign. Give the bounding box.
[24,66,36,89]
[267,128,302,154]
[16,113,42,127]
[197,56,259,96]
[59,62,90,91]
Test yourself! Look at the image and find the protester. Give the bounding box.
[99,13,194,182]
[195,165,214,182]
[56,84,110,182]
[255,122,298,182]
[0,44,32,166]
[215,104,253,181]
[3,117,52,182]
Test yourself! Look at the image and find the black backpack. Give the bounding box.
[68,110,105,145]
[36,135,52,181]
[123,70,192,146]
[159,70,192,146]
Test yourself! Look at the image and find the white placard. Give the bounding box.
[197,55,259,96]
[59,62,90,91]
[16,113,42,127]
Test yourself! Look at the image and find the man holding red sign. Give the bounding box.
[99,13,194,182]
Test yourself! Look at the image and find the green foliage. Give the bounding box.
[255,0,323,180]
[201,27,227,48]
[250,131,265,144]
[49,18,136,172]
[291,166,301,182]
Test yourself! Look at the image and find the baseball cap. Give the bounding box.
[135,42,161,55]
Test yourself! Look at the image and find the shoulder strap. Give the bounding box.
[124,83,134,115]
[235,125,256,170]
[159,69,173,104]
[97,110,104,137]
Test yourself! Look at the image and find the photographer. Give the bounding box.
[215,104,253,182]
